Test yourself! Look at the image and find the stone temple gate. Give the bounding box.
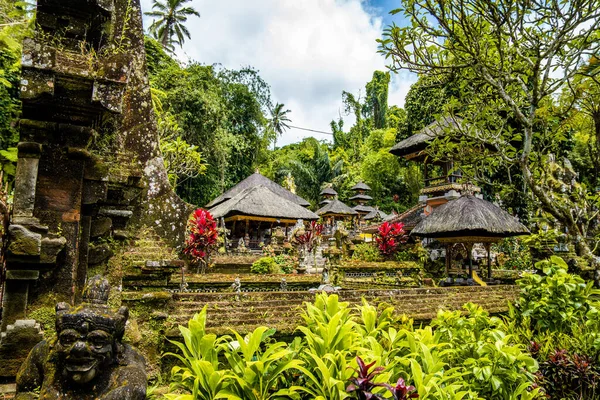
[0,0,193,376]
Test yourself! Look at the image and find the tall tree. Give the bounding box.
[379,0,600,263]
[364,71,390,130]
[145,0,199,51]
[269,103,291,149]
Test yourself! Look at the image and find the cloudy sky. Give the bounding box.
[140,0,416,146]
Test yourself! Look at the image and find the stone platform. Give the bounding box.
[156,285,519,336]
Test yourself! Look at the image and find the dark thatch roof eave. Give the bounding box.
[350,194,373,201]
[353,205,376,214]
[363,209,389,221]
[209,185,319,221]
[351,182,371,191]
[320,187,338,196]
[317,199,358,216]
[389,116,462,157]
[206,172,311,208]
[411,195,529,238]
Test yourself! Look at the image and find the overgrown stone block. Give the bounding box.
[8,225,41,256]
[0,320,44,378]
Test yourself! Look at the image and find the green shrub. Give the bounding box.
[514,255,597,335]
[274,254,296,274]
[251,256,278,274]
[352,243,382,262]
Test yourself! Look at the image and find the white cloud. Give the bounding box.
[140,0,416,145]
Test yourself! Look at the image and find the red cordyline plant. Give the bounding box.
[183,209,218,273]
[383,378,419,400]
[347,356,386,400]
[347,356,419,400]
[296,221,324,253]
[375,222,407,256]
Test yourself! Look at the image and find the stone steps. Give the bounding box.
[172,290,515,310]
[166,286,519,335]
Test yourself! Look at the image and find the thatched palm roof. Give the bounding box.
[362,204,424,234]
[209,185,319,221]
[350,194,373,201]
[317,199,358,216]
[206,172,310,208]
[351,181,371,191]
[353,205,376,214]
[320,187,338,196]
[319,199,332,205]
[411,195,529,239]
[385,204,425,229]
[390,116,462,157]
[364,209,389,221]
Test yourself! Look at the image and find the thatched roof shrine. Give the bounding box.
[209,185,318,222]
[350,194,373,201]
[317,199,358,217]
[411,195,529,241]
[390,116,462,158]
[364,209,389,221]
[351,181,371,191]
[206,172,310,208]
[320,187,338,196]
[353,205,376,214]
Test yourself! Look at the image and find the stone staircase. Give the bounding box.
[118,232,184,289]
[301,245,326,273]
[166,285,519,336]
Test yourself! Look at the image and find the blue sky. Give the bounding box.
[140,0,416,145]
[368,0,405,25]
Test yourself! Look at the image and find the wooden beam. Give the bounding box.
[224,215,299,224]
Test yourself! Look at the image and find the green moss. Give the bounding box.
[28,306,56,339]
[341,260,421,270]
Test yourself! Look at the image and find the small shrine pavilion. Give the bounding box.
[389,116,481,214]
[350,181,376,218]
[411,194,529,281]
[207,172,316,249]
[363,208,389,223]
[316,199,358,232]
[319,187,337,205]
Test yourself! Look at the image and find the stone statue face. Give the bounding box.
[54,281,128,386]
[57,322,115,384]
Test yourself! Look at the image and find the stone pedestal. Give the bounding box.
[1,270,39,331]
[0,320,44,378]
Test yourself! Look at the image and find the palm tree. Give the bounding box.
[145,0,200,51]
[269,103,291,149]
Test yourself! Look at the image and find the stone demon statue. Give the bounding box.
[15,276,146,399]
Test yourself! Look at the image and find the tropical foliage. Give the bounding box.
[145,0,200,51]
[164,257,600,399]
[0,0,31,187]
[165,287,554,399]
[378,0,600,264]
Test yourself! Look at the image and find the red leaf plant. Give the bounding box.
[383,378,419,400]
[183,209,218,264]
[347,356,419,400]
[347,356,386,400]
[296,221,324,253]
[375,221,407,256]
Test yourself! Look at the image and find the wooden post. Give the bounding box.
[485,243,492,281]
[466,243,473,280]
[445,244,451,276]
